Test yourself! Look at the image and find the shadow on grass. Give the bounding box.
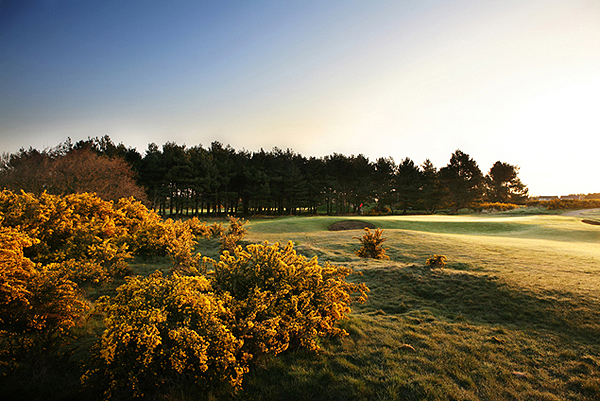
[359,264,600,344]
[4,261,599,401]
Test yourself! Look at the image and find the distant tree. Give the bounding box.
[208,142,236,215]
[49,148,147,202]
[138,143,168,211]
[395,157,422,213]
[189,145,216,216]
[439,150,484,211]
[75,135,141,166]
[324,153,350,214]
[244,149,272,215]
[485,161,528,204]
[281,152,308,215]
[161,142,193,216]
[305,157,327,214]
[0,147,54,194]
[0,145,146,203]
[347,154,375,213]
[419,159,443,214]
[374,157,396,212]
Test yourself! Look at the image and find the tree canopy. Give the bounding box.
[0,138,146,202]
[1,136,530,215]
[485,161,529,204]
[439,150,485,211]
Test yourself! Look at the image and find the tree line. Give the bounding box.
[0,135,529,216]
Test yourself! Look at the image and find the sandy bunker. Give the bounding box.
[328,220,376,231]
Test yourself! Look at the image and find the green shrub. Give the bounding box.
[355,228,390,260]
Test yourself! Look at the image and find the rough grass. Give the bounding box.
[3,213,599,400]
[240,213,600,400]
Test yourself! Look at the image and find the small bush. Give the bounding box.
[355,228,390,260]
[185,216,215,239]
[162,219,198,269]
[426,254,447,267]
[115,197,169,257]
[366,204,391,216]
[209,222,225,237]
[475,202,520,212]
[219,216,249,253]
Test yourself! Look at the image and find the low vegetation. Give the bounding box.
[425,254,447,267]
[2,190,600,400]
[355,227,390,260]
[241,213,600,400]
[0,191,367,400]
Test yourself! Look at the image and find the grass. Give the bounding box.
[238,213,600,400]
[3,212,600,400]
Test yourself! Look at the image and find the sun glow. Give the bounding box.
[507,82,600,136]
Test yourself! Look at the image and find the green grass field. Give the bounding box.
[237,212,600,400]
[4,211,599,400]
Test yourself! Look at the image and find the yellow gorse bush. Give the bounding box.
[219,216,249,253]
[1,190,370,397]
[211,241,369,355]
[0,190,133,283]
[91,271,248,398]
[90,241,369,397]
[0,222,87,342]
[0,190,227,281]
[355,227,390,260]
[474,202,520,212]
[426,254,447,267]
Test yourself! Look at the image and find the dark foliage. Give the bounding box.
[2,136,531,215]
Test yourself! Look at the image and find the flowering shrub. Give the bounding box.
[89,272,248,398]
[161,219,197,269]
[210,242,369,355]
[219,216,249,253]
[1,190,371,397]
[355,228,390,260]
[0,224,87,341]
[185,217,220,239]
[114,197,169,257]
[365,204,391,215]
[0,190,132,283]
[474,202,520,212]
[426,254,447,267]
[546,199,600,210]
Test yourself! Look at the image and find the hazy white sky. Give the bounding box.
[1,0,599,195]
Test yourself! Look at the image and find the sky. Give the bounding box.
[1,0,599,196]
